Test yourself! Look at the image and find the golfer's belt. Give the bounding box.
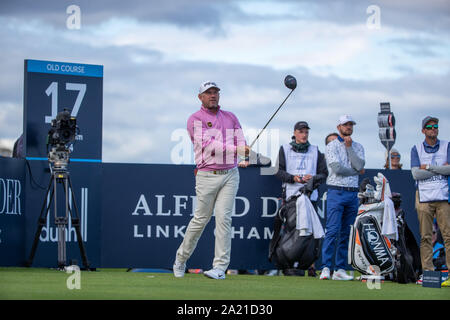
[212,170,229,175]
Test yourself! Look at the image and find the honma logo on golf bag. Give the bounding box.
[350,214,394,275]
[367,229,380,244]
[360,216,394,272]
[39,187,89,242]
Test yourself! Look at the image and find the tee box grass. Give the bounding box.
[0,267,449,300]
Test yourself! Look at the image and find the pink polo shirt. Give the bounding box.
[187,105,247,171]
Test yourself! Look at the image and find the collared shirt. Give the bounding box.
[325,138,365,188]
[410,139,450,168]
[187,105,246,171]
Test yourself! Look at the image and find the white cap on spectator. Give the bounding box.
[338,115,356,125]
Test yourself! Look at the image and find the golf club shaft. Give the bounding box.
[249,89,294,148]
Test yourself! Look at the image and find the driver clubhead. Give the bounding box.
[284,75,297,90]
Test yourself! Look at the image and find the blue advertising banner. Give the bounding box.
[0,158,26,266]
[0,157,420,269]
[100,164,281,269]
[99,165,420,270]
[23,160,102,268]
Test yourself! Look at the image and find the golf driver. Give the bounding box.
[249,75,297,148]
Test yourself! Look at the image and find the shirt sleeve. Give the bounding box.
[429,142,450,174]
[275,146,295,183]
[411,167,436,181]
[186,115,196,143]
[329,162,359,176]
[347,144,365,171]
[312,151,328,188]
[410,145,420,168]
[356,142,365,161]
[429,165,450,175]
[327,141,359,176]
[448,142,450,164]
[230,112,247,147]
[325,140,339,165]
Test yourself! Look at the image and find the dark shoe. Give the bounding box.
[307,267,316,277]
[283,268,305,276]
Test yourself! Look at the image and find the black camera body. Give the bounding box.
[47,109,78,170]
[47,109,77,148]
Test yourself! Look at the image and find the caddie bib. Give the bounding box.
[416,140,449,202]
[283,144,318,201]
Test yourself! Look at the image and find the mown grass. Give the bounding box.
[0,267,448,300]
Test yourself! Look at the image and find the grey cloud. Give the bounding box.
[278,0,450,34]
[0,0,243,31]
[0,2,449,167]
[383,37,443,57]
[2,50,449,167]
[2,0,449,35]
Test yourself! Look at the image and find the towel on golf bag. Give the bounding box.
[382,197,398,241]
[295,194,324,239]
[373,172,398,241]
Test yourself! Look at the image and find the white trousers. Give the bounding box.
[176,167,239,271]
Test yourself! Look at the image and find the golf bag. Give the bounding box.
[269,190,322,270]
[348,173,418,283]
[391,195,420,283]
[349,205,395,276]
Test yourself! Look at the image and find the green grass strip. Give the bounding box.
[0,268,448,300]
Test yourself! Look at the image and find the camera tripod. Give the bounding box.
[26,155,90,270]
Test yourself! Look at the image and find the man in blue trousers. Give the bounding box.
[320,115,365,280]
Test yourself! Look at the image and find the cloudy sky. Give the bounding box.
[0,0,449,168]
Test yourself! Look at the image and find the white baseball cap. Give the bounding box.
[199,81,220,94]
[338,115,356,126]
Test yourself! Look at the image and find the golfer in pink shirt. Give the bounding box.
[173,81,250,279]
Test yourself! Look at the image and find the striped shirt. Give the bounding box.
[325,137,365,188]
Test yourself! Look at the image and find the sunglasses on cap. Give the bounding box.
[425,124,439,129]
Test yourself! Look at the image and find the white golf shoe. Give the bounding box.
[332,269,354,280]
[173,259,186,278]
[203,268,226,280]
[319,267,331,280]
